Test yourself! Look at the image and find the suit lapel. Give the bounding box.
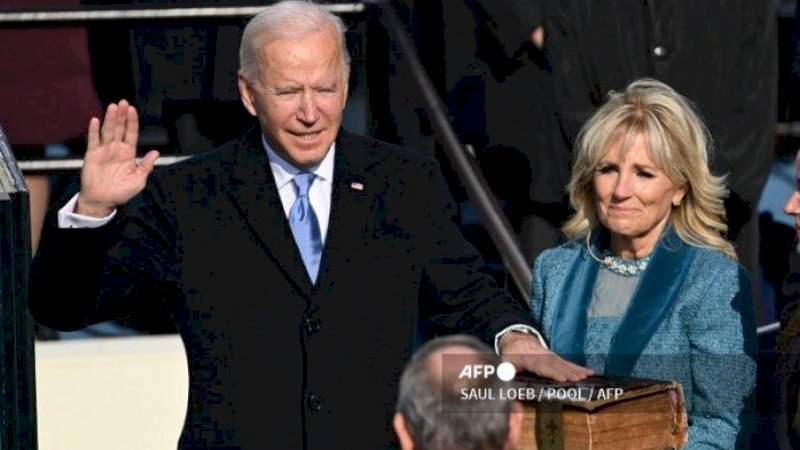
[313,131,378,296]
[225,129,313,297]
[550,240,600,366]
[606,228,697,375]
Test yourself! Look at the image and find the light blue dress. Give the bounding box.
[531,229,757,449]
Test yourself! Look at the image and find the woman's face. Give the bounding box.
[783,152,800,252]
[593,133,686,257]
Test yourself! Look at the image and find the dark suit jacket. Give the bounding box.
[30,128,533,449]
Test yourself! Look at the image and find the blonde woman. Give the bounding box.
[532,79,756,448]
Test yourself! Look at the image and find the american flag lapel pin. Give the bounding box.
[350,181,365,192]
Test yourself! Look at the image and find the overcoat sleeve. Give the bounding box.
[29,175,178,330]
[412,158,536,343]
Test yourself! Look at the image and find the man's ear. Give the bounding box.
[343,77,350,104]
[506,402,524,450]
[237,70,258,117]
[393,413,415,450]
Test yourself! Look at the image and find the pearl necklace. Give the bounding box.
[599,253,651,276]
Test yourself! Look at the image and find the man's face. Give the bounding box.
[239,28,348,169]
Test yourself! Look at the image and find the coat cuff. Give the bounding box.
[494,324,548,355]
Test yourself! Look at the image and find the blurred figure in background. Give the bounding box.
[127,0,260,153]
[0,0,102,253]
[466,0,569,267]
[439,0,568,270]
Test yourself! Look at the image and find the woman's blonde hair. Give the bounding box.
[562,78,736,259]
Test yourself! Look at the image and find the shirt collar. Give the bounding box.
[262,135,335,190]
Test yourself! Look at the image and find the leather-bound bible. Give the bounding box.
[513,375,688,450]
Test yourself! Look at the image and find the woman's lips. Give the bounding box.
[608,205,638,214]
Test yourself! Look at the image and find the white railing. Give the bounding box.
[0,4,366,23]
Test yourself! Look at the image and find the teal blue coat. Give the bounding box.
[531,230,757,449]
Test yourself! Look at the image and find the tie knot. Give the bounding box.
[293,172,316,197]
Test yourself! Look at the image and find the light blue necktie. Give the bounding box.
[289,172,323,284]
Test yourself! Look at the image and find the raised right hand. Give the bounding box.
[76,100,160,217]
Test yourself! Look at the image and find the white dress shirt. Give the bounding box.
[263,136,333,243]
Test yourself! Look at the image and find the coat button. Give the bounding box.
[304,317,321,335]
[307,394,322,412]
[653,45,667,58]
